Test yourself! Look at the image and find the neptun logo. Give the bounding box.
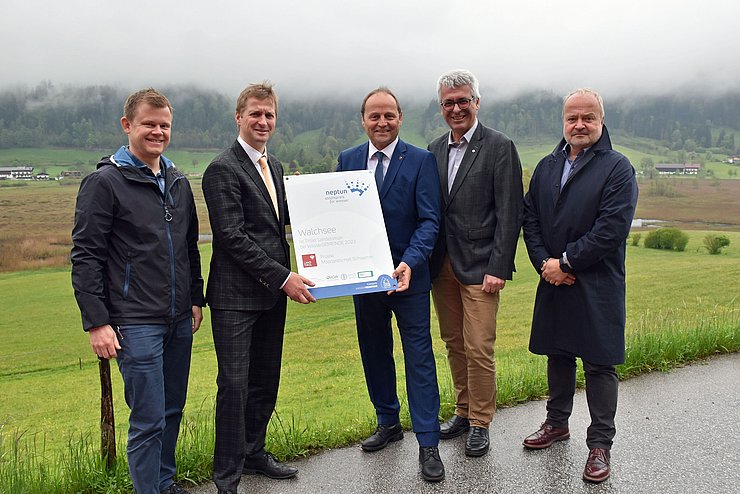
[344,179,370,196]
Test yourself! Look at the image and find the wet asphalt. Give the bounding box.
[188,353,739,494]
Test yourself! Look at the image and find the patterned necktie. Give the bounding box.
[374,151,385,192]
[258,155,279,220]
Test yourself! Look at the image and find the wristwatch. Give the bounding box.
[559,256,573,274]
[540,257,551,273]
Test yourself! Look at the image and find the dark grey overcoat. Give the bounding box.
[522,127,638,365]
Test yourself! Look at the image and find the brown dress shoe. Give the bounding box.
[522,422,570,449]
[583,448,610,483]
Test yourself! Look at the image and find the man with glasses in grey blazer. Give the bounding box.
[428,69,523,458]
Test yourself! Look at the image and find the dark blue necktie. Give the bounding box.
[374,151,385,191]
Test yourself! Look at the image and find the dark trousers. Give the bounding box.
[211,299,287,492]
[353,290,441,447]
[545,354,618,450]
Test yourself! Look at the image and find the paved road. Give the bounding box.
[189,353,739,493]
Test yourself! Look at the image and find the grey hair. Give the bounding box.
[563,88,605,119]
[436,69,481,102]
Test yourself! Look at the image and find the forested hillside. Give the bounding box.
[1,82,738,173]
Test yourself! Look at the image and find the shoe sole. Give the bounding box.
[522,432,570,450]
[243,469,297,480]
[421,471,445,482]
[465,445,490,457]
[583,471,610,483]
[440,426,470,440]
[360,431,404,452]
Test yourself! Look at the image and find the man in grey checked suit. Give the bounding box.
[428,69,523,458]
[202,82,315,494]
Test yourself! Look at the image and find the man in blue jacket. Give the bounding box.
[522,88,638,484]
[71,88,204,494]
[336,88,444,482]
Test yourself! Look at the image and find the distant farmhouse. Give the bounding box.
[723,155,740,165]
[35,172,50,180]
[0,166,34,180]
[60,170,82,179]
[655,163,701,175]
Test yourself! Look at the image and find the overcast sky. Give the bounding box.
[2,0,738,102]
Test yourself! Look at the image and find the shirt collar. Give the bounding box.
[238,135,267,164]
[124,146,165,177]
[368,137,399,160]
[447,119,478,146]
[561,142,590,162]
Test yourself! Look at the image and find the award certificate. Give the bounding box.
[283,170,397,299]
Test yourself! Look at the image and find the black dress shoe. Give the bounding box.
[440,414,470,439]
[243,452,298,479]
[419,446,445,482]
[160,484,188,494]
[465,426,490,457]
[361,423,403,452]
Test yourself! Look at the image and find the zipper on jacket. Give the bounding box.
[123,257,131,298]
[164,174,184,320]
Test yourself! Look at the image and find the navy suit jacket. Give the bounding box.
[336,140,441,294]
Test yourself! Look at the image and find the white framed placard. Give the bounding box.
[283,170,397,299]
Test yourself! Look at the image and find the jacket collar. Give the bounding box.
[549,125,613,158]
[108,145,174,170]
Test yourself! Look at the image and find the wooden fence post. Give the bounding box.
[99,357,116,469]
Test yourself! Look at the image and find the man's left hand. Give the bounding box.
[390,262,412,294]
[482,274,505,293]
[191,305,203,333]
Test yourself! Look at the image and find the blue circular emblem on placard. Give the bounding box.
[378,274,394,290]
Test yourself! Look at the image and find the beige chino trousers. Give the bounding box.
[432,256,499,428]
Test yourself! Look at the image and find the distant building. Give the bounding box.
[60,170,82,179]
[655,163,701,175]
[723,155,740,165]
[35,172,50,180]
[0,166,34,180]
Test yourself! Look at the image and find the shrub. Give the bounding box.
[703,234,730,255]
[630,232,642,246]
[643,227,689,252]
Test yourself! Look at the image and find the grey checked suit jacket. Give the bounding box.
[202,140,291,311]
[429,123,524,284]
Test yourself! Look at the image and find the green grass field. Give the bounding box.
[1,232,738,458]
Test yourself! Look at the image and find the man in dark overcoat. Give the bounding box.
[522,88,638,484]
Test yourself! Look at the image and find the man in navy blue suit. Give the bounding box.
[336,88,443,482]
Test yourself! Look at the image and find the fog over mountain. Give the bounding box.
[2,0,738,102]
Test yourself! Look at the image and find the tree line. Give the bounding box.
[1,82,738,171]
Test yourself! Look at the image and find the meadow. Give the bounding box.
[1,144,739,492]
[1,231,739,492]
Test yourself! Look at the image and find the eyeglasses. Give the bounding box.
[440,98,474,111]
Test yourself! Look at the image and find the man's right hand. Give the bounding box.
[541,258,576,286]
[89,324,121,359]
[282,272,317,304]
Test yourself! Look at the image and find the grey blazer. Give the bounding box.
[202,140,291,311]
[429,123,523,284]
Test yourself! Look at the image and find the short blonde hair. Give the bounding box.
[236,81,278,115]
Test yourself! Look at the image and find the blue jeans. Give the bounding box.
[116,318,193,494]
